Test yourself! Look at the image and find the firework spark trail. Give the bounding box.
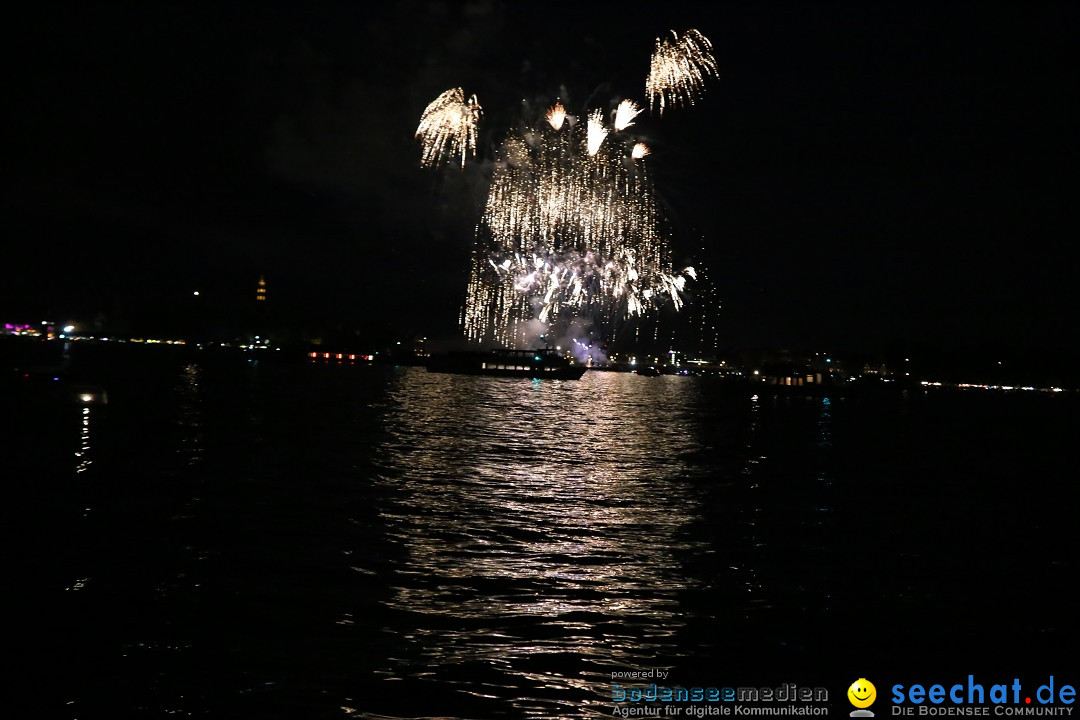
[631,142,650,159]
[645,29,718,115]
[463,107,695,346]
[613,99,643,131]
[416,88,482,168]
[586,110,609,156]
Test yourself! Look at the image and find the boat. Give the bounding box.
[426,348,587,379]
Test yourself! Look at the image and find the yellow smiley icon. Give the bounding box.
[848,679,877,709]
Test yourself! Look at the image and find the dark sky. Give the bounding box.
[4,1,1077,354]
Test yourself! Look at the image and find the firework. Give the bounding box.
[463,114,695,347]
[416,88,482,168]
[545,102,566,131]
[585,110,608,156]
[613,99,643,131]
[645,29,718,115]
[417,30,717,347]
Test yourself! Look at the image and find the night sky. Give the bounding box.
[5,1,1077,356]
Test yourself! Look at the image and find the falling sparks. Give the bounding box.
[613,99,643,131]
[631,142,650,159]
[645,29,718,114]
[416,87,482,168]
[586,110,608,156]
[545,102,566,130]
[463,119,695,346]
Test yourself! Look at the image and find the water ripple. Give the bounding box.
[367,371,710,715]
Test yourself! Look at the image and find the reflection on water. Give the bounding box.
[34,356,1073,719]
[374,372,710,716]
[737,391,765,601]
[817,397,832,450]
[75,407,92,474]
[815,396,835,503]
[175,363,204,467]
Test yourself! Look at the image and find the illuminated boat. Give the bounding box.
[426,348,587,379]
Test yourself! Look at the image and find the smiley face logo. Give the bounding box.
[848,679,877,709]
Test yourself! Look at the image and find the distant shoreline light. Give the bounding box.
[920,380,1065,394]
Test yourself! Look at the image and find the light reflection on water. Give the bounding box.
[45,361,855,718]
[18,346,1076,719]
[176,363,204,467]
[75,406,93,474]
[373,371,712,716]
[26,356,1076,718]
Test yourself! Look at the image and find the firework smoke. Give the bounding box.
[416,88,482,168]
[645,29,718,115]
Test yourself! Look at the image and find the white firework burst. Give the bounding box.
[545,102,566,131]
[416,87,482,168]
[586,110,608,156]
[613,99,643,131]
[645,29,718,115]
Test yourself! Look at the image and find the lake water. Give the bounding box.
[6,345,1077,717]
